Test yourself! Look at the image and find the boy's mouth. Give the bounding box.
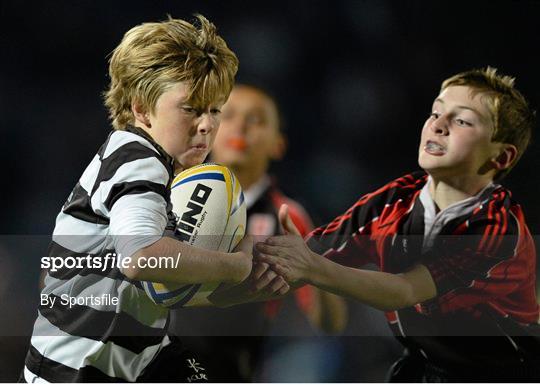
[189,143,208,152]
[424,140,446,156]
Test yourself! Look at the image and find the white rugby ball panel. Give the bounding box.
[172,176,228,249]
[142,163,246,307]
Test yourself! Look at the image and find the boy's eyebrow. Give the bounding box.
[434,98,485,118]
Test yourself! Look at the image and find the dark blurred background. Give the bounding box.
[1,0,539,382]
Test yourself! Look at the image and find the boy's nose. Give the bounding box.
[198,114,218,135]
[430,116,449,135]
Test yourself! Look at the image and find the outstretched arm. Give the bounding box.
[125,235,253,285]
[127,235,290,307]
[261,204,348,333]
[256,204,437,312]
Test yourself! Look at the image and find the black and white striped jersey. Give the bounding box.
[24,125,177,382]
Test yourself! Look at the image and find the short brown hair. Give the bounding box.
[104,14,239,130]
[442,67,535,179]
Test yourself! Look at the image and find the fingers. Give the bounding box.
[255,242,279,255]
[254,252,291,277]
[271,263,289,277]
[252,270,290,295]
[252,269,277,291]
[255,254,293,282]
[278,284,290,296]
[256,235,297,249]
[279,204,301,236]
[269,275,290,296]
[251,262,269,280]
[255,253,280,266]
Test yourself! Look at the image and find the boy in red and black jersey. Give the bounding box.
[257,67,540,381]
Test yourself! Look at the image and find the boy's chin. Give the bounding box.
[176,156,208,171]
[418,157,446,172]
[419,162,444,177]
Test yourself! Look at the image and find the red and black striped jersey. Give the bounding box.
[306,170,540,368]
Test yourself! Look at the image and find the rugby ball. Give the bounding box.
[142,163,246,308]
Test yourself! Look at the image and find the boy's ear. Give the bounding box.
[131,102,151,128]
[492,144,518,171]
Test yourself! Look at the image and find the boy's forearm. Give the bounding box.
[307,253,425,311]
[124,237,250,284]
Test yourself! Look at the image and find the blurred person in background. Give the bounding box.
[171,84,348,381]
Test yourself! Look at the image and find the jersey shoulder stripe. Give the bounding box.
[62,182,110,225]
[92,140,168,195]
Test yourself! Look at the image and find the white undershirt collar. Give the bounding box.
[243,175,271,210]
[419,176,499,250]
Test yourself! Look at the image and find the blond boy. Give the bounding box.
[22,15,286,383]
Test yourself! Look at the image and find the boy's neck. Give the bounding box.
[428,175,494,212]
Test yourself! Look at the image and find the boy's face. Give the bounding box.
[211,86,283,172]
[418,85,503,181]
[146,82,223,171]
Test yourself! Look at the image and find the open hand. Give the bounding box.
[255,233,320,284]
[255,203,320,283]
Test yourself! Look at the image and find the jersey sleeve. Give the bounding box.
[305,185,393,269]
[306,173,428,269]
[420,200,535,315]
[93,135,172,259]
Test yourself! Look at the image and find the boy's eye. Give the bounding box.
[182,106,196,114]
[430,112,440,119]
[455,118,472,126]
[210,108,221,115]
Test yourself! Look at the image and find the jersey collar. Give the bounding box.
[123,124,174,168]
[420,176,500,250]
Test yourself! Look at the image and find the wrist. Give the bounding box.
[226,251,252,284]
[305,250,327,285]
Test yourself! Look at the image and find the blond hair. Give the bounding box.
[104,14,239,130]
[442,67,535,179]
